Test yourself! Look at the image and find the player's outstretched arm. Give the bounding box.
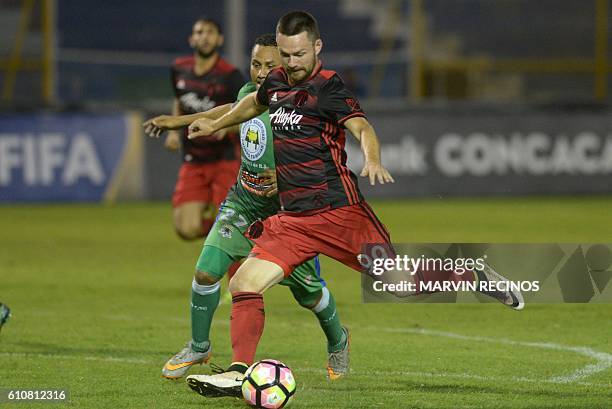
[188,92,266,139]
[142,103,233,138]
[344,117,395,186]
[160,99,183,151]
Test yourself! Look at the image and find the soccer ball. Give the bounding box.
[241,359,296,408]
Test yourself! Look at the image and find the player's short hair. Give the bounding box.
[194,16,222,34]
[276,11,320,42]
[254,33,277,47]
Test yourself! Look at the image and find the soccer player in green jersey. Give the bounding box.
[144,34,349,383]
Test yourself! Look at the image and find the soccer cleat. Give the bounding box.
[186,363,247,398]
[474,262,525,310]
[0,303,10,333]
[161,341,211,379]
[327,326,350,380]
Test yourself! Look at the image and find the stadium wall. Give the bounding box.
[0,112,144,202]
[349,107,612,198]
[1,108,611,203]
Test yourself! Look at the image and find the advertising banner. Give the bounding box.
[0,113,143,202]
[347,110,612,197]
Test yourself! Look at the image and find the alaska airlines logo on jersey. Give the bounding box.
[179,92,216,113]
[240,118,267,161]
[269,107,303,129]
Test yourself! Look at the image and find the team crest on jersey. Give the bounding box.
[219,225,232,239]
[345,98,361,112]
[240,118,267,161]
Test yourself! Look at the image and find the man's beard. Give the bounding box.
[288,65,313,83]
[196,47,217,59]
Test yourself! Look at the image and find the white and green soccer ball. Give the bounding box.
[242,359,296,408]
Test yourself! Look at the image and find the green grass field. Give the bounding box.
[1,198,611,408]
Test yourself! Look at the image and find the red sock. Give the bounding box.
[231,292,264,365]
[201,218,214,235]
[227,261,241,280]
[414,268,476,294]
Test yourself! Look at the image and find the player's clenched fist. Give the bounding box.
[188,118,216,139]
[360,162,395,186]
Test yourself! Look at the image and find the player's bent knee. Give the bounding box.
[299,300,318,309]
[194,271,220,286]
[192,277,220,296]
[311,287,330,312]
[292,288,323,310]
[174,220,203,240]
[173,206,204,240]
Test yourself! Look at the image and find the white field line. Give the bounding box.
[0,351,149,364]
[0,351,609,389]
[295,367,610,389]
[12,314,611,386]
[365,326,612,384]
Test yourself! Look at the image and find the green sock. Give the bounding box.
[312,288,346,353]
[190,279,220,352]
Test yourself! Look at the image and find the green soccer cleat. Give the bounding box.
[186,362,247,398]
[327,326,350,380]
[0,303,10,333]
[161,341,211,379]
[474,262,525,310]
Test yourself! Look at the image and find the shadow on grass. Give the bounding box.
[2,340,171,360]
[310,378,601,400]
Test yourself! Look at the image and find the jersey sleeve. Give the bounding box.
[320,74,366,127]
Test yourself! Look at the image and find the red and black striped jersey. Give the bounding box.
[171,55,244,163]
[256,62,366,213]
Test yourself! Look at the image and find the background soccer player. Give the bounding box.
[165,17,244,240]
[144,34,350,384]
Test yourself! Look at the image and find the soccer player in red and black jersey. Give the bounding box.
[166,17,244,240]
[184,11,522,397]
[183,11,394,394]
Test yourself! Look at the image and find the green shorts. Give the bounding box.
[196,200,325,295]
